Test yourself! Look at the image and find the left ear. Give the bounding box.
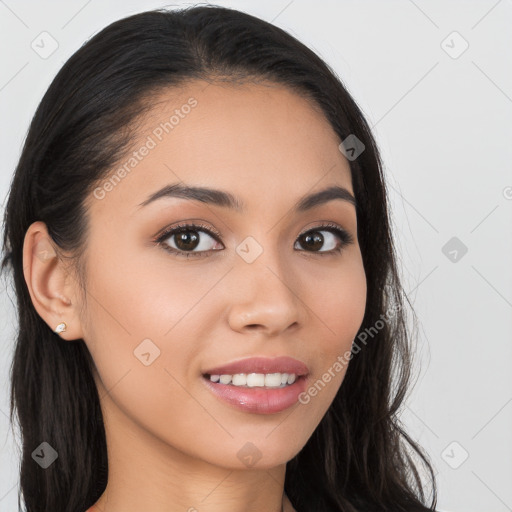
[22,221,85,341]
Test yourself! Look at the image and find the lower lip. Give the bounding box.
[202,375,308,414]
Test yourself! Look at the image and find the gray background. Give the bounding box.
[1,1,511,511]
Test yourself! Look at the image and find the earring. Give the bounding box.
[54,322,67,334]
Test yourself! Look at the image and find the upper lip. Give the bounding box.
[203,356,309,377]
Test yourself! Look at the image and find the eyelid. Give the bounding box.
[153,220,223,243]
[298,221,353,240]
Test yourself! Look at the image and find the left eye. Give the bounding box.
[294,228,345,252]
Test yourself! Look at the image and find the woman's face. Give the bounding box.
[78,80,367,470]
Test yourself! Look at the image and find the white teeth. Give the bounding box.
[246,373,262,387]
[264,373,282,387]
[209,372,298,388]
[232,374,247,386]
[219,374,232,385]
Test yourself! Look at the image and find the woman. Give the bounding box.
[1,5,438,512]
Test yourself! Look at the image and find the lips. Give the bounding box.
[202,374,308,414]
[202,356,309,377]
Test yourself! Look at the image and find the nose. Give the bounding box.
[227,247,305,337]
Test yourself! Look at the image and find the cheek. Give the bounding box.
[308,253,367,351]
[81,242,223,399]
[83,239,221,341]
[298,255,366,411]
[83,255,223,461]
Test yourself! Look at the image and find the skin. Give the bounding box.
[23,80,367,512]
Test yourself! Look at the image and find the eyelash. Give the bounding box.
[154,222,354,259]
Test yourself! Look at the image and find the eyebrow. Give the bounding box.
[138,183,356,212]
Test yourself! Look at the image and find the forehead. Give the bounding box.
[88,80,354,217]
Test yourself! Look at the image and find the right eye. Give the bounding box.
[156,223,224,258]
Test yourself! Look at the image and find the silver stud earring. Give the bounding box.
[54,322,67,334]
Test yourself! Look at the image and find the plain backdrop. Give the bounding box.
[0,1,511,511]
